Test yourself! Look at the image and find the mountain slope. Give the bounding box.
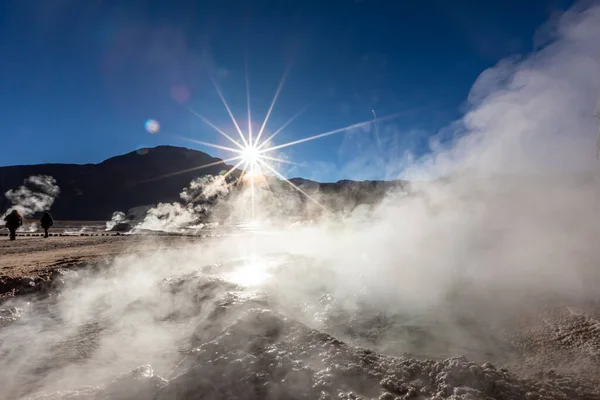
[0,146,407,221]
[0,146,240,220]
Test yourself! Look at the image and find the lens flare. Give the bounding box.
[145,119,160,134]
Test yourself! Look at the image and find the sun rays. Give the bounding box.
[159,63,401,220]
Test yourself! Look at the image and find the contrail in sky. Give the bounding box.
[372,109,382,150]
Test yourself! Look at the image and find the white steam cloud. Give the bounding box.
[135,202,207,232]
[105,211,127,231]
[403,4,600,179]
[135,175,229,232]
[179,175,229,203]
[3,175,60,218]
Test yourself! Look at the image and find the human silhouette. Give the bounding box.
[40,212,54,238]
[4,209,23,241]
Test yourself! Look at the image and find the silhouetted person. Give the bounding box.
[40,212,54,238]
[4,209,23,241]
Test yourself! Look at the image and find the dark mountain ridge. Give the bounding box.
[0,146,407,221]
[0,146,241,220]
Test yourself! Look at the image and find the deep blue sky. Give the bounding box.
[0,0,574,180]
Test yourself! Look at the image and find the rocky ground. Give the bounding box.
[1,231,600,399]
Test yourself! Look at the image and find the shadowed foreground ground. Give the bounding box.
[2,229,600,399]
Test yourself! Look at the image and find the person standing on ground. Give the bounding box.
[40,212,54,238]
[4,209,23,240]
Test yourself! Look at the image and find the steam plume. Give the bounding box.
[3,175,60,218]
[105,211,127,231]
[404,4,600,179]
[135,175,229,232]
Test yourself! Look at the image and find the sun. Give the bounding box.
[242,145,260,164]
[159,61,401,220]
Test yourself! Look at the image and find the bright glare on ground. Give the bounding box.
[225,257,273,286]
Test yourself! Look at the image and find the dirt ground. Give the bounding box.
[0,234,209,299]
[0,235,211,277]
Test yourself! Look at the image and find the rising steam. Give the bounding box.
[3,175,60,218]
[105,211,127,231]
[403,4,600,179]
[134,175,229,232]
[179,175,229,203]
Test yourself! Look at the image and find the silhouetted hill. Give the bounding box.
[0,146,241,220]
[0,146,407,220]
